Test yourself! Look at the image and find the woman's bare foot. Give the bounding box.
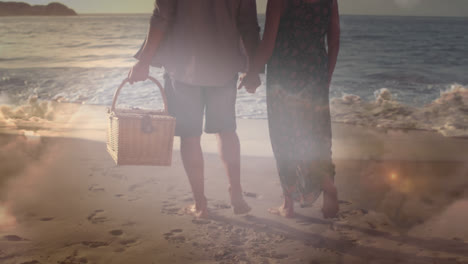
[268,206,294,218]
[184,204,209,219]
[268,196,294,218]
[232,198,252,215]
[322,177,339,218]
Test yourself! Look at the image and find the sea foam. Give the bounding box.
[331,84,468,137]
[0,84,467,138]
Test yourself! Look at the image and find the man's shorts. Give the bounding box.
[164,74,237,137]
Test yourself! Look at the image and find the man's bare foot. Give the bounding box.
[229,187,251,215]
[322,178,339,218]
[184,204,209,219]
[232,198,252,215]
[268,206,295,218]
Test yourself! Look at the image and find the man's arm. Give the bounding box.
[237,0,261,72]
[327,0,340,87]
[129,0,176,83]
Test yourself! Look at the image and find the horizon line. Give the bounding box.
[74,12,468,18]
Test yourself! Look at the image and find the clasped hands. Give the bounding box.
[128,61,261,94]
[237,72,261,94]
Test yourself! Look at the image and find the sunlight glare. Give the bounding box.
[0,204,16,230]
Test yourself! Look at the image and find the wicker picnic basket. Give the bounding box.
[107,76,175,166]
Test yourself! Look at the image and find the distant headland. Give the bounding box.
[0,1,77,16]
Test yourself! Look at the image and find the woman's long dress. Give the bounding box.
[266,0,335,205]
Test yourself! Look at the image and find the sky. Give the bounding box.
[4,0,468,17]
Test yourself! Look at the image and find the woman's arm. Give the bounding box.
[327,0,340,86]
[249,0,283,74]
[238,0,283,91]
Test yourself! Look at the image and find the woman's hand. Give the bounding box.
[128,61,150,84]
[238,72,261,94]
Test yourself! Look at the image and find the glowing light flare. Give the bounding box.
[390,173,398,180]
[23,130,41,142]
[0,203,16,230]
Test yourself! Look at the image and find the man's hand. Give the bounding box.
[128,61,150,84]
[238,72,261,94]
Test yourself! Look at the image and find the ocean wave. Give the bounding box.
[0,96,56,132]
[0,84,466,138]
[1,66,467,137]
[331,84,468,137]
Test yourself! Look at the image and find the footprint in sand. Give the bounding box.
[109,229,123,236]
[338,208,368,219]
[110,173,124,180]
[122,221,137,227]
[57,251,88,264]
[111,238,139,253]
[128,184,140,192]
[128,179,157,192]
[161,201,182,215]
[81,241,109,248]
[338,200,352,205]
[119,239,137,246]
[269,252,289,260]
[4,235,28,241]
[213,203,231,210]
[164,229,186,244]
[87,209,108,224]
[127,196,141,202]
[192,219,211,225]
[40,217,54,221]
[243,191,258,198]
[20,260,41,264]
[88,184,105,193]
[213,247,248,262]
[114,194,125,198]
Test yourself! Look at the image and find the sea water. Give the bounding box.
[0,14,467,136]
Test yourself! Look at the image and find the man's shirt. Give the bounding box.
[145,0,260,87]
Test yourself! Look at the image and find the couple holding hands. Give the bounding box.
[128,0,340,219]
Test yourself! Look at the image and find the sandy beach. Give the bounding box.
[1,103,468,264]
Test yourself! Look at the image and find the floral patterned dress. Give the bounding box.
[266,0,335,206]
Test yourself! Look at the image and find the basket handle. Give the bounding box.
[110,76,168,113]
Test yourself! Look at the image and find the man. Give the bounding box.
[128,0,261,218]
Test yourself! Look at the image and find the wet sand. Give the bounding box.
[1,103,468,264]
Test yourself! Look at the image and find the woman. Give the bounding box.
[239,0,340,218]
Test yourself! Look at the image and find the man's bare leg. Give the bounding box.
[180,136,208,218]
[322,176,339,218]
[217,131,251,214]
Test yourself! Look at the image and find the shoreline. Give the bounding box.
[2,103,467,158]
